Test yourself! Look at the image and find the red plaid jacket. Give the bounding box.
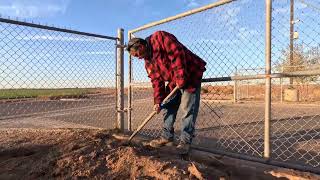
[144,31,206,104]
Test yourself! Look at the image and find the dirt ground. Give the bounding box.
[0,128,319,180]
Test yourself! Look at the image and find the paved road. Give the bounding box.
[0,91,319,169]
[0,92,150,129]
[129,98,320,169]
[0,95,115,118]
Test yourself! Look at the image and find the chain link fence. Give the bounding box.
[129,0,265,161]
[128,0,320,174]
[0,18,119,129]
[271,0,320,170]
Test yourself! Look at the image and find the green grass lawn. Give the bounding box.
[0,88,93,99]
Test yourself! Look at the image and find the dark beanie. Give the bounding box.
[126,38,145,51]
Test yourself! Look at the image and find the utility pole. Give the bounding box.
[290,0,294,85]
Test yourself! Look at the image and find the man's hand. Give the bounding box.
[176,84,184,89]
[153,104,161,114]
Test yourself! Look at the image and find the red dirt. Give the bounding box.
[0,128,319,180]
[0,128,223,179]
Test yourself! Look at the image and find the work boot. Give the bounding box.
[176,142,191,154]
[149,137,174,148]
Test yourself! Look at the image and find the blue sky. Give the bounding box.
[0,0,219,37]
[0,0,221,88]
[0,0,319,88]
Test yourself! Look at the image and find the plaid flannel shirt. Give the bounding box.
[144,31,206,104]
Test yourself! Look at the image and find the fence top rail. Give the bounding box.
[202,69,320,82]
[128,0,235,34]
[0,17,118,41]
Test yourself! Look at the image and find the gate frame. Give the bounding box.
[126,0,320,174]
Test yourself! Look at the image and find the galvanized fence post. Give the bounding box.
[117,28,124,132]
[233,68,238,103]
[127,32,133,131]
[264,0,272,159]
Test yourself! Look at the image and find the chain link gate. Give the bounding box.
[127,0,320,174]
[271,0,320,172]
[0,17,123,130]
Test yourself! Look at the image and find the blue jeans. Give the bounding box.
[161,86,201,144]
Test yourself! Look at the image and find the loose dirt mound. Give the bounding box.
[0,128,224,179]
[0,128,319,179]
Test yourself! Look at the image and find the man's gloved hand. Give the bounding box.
[153,104,161,114]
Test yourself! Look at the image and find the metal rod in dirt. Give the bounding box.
[264,0,272,159]
[128,32,133,131]
[128,0,234,34]
[128,86,180,142]
[128,111,157,142]
[0,18,118,40]
[117,28,125,132]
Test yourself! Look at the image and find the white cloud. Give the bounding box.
[238,27,260,40]
[274,2,307,15]
[226,6,241,17]
[274,7,289,14]
[186,0,200,8]
[218,6,241,30]
[0,0,71,18]
[296,1,308,10]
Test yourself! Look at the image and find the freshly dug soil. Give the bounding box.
[0,128,218,179]
[0,128,318,180]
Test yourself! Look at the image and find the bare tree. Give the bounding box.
[276,43,320,84]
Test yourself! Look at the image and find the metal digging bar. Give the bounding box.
[128,86,180,142]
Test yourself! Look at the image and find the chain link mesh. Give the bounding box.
[271,0,320,168]
[129,0,320,171]
[130,0,266,158]
[0,19,118,129]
